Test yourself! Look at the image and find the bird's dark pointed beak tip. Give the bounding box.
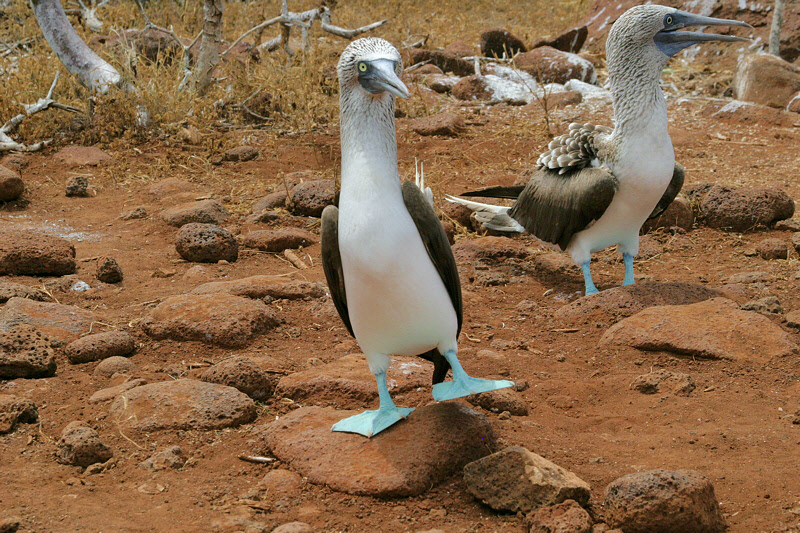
[656,12,752,56]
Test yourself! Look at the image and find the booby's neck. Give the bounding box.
[339,90,401,195]
[607,42,670,141]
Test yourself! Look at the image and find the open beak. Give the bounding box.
[655,10,753,57]
[358,59,410,99]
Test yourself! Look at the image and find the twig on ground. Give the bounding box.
[0,72,83,153]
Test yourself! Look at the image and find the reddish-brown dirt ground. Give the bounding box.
[2,96,800,533]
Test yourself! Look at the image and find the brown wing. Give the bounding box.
[647,163,685,221]
[508,166,618,250]
[320,205,354,337]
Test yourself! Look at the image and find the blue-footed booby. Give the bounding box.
[448,6,750,295]
[321,38,513,438]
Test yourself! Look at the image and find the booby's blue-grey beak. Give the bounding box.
[357,58,409,99]
[655,9,752,57]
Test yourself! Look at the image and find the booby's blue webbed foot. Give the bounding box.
[332,405,414,438]
[622,253,635,286]
[331,370,412,437]
[432,351,514,401]
[581,262,599,295]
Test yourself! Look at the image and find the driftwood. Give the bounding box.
[224,0,387,60]
[30,0,122,93]
[0,72,82,153]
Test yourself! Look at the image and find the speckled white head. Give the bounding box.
[337,37,408,100]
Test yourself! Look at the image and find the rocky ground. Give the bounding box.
[3,37,800,533]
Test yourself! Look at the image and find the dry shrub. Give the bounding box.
[1,0,586,147]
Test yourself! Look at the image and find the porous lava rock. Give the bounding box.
[0,230,76,276]
[693,184,794,231]
[288,179,337,217]
[0,297,98,343]
[409,113,466,136]
[160,199,230,227]
[109,379,257,432]
[262,403,496,497]
[0,394,38,434]
[525,499,593,533]
[241,228,316,253]
[96,256,124,283]
[0,165,24,201]
[55,421,113,467]
[64,331,135,364]
[175,223,239,263]
[600,297,798,362]
[200,356,274,400]
[480,28,527,58]
[515,47,597,85]
[603,469,726,533]
[463,446,591,513]
[140,294,279,348]
[191,275,325,301]
[0,325,56,379]
[733,52,800,108]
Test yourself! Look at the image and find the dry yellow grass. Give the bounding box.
[1,0,587,146]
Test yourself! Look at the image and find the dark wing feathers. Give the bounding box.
[647,163,685,221]
[320,205,354,337]
[401,180,463,335]
[508,166,618,250]
[460,185,526,199]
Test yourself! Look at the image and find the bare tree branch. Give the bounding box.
[30,0,122,93]
[65,0,109,33]
[1,72,83,153]
[769,0,785,56]
[194,0,224,95]
[224,2,387,59]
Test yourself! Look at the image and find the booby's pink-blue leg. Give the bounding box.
[331,371,413,438]
[622,253,635,286]
[432,351,514,401]
[581,262,599,295]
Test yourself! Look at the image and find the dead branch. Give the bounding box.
[194,0,224,95]
[769,0,785,56]
[224,0,386,60]
[30,0,122,93]
[65,0,109,33]
[0,72,83,153]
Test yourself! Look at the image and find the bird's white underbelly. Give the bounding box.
[568,137,674,264]
[338,199,458,361]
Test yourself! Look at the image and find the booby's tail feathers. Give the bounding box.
[445,195,525,233]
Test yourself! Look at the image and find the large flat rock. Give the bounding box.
[0,230,76,276]
[262,403,496,497]
[554,282,722,326]
[600,298,798,362]
[109,379,257,432]
[191,275,325,301]
[140,294,279,347]
[276,354,433,404]
[0,297,98,343]
[0,325,56,379]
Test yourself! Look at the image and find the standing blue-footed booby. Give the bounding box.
[448,6,751,295]
[321,38,513,438]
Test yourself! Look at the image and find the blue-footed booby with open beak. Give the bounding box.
[448,5,751,295]
[321,38,513,438]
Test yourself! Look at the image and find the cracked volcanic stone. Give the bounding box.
[96,256,124,283]
[698,184,794,232]
[0,325,56,379]
[0,230,76,276]
[0,164,24,201]
[463,446,591,513]
[262,403,496,497]
[141,294,280,348]
[0,282,48,304]
[600,297,798,362]
[109,379,257,432]
[289,180,337,217]
[55,421,113,467]
[65,331,136,364]
[604,469,726,533]
[175,223,239,263]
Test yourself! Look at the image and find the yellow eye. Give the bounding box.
[358,62,367,72]
[666,15,673,25]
